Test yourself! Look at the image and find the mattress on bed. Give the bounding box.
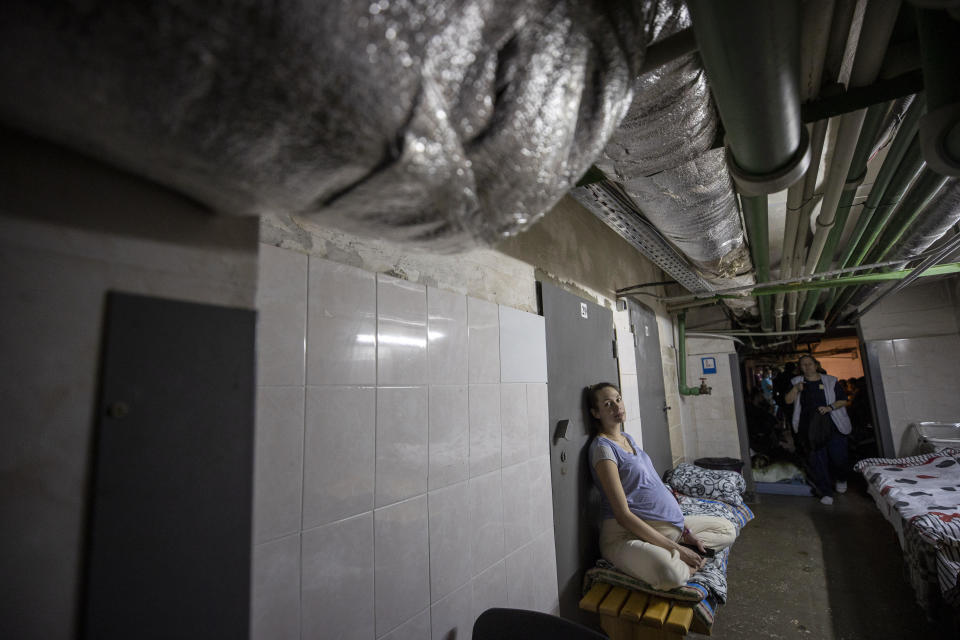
[855,448,960,609]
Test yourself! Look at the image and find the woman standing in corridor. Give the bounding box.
[784,355,852,505]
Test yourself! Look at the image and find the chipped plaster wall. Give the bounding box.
[262,194,688,462]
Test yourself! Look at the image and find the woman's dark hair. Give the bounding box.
[583,382,620,432]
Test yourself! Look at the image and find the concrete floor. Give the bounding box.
[710,476,957,639]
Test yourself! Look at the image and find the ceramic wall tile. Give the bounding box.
[253,386,304,544]
[499,383,528,467]
[428,385,469,491]
[525,383,549,459]
[301,513,374,640]
[504,540,538,612]
[431,582,473,640]
[302,386,376,529]
[528,454,554,537]
[250,534,300,640]
[375,496,431,637]
[378,274,428,385]
[469,384,501,478]
[306,257,376,385]
[468,297,500,384]
[376,386,429,508]
[468,470,504,576]
[498,306,547,383]
[620,373,641,425]
[378,609,431,640]
[428,287,468,385]
[470,560,507,622]
[256,244,307,386]
[428,481,472,603]
[532,529,560,615]
[500,462,533,555]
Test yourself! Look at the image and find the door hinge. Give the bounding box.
[612,339,618,359]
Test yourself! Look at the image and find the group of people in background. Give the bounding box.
[746,357,874,505]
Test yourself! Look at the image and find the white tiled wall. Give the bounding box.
[253,245,558,640]
[860,278,960,456]
[613,309,644,449]
[683,338,741,460]
[869,334,960,455]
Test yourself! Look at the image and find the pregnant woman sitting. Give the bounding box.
[586,382,736,589]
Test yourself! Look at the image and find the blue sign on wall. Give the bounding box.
[701,357,717,375]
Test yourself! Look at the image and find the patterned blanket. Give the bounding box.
[855,448,960,609]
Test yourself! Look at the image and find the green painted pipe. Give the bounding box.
[797,101,891,326]
[741,194,772,331]
[865,168,951,263]
[714,262,960,298]
[820,97,926,317]
[826,137,929,317]
[796,189,856,324]
[677,312,708,396]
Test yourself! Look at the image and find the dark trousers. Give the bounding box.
[806,429,848,497]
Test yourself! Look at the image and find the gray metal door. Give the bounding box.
[628,300,672,473]
[84,292,255,639]
[539,281,618,624]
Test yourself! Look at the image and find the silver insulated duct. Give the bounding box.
[0,0,663,252]
[571,1,757,311]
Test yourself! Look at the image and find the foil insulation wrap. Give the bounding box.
[622,149,747,275]
[593,2,717,177]
[577,0,756,310]
[595,54,717,178]
[0,0,656,251]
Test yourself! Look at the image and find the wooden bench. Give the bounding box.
[578,582,703,639]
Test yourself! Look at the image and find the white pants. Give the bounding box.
[599,516,737,590]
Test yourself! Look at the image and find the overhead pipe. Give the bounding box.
[823,95,925,298]
[824,136,928,315]
[840,168,952,311]
[775,182,805,331]
[849,225,960,323]
[787,118,829,329]
[687,0,809,331]
[844,136,925,267]
[800,0,901,285]
[777,0,835,331]
[662,249,957,303]
[587,3,758,314]
[796,99,892,325]
[687,0,810,195]
[733,261,960,297]
[865,169,951,263]
[742,195,773,330]
[677,312,712,396]
[788,0,863,329]
[915,7,960,177]
[883,178,960,260]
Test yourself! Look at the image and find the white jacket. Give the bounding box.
[790,373,852,435]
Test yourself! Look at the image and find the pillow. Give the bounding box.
[665,462,746,506]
